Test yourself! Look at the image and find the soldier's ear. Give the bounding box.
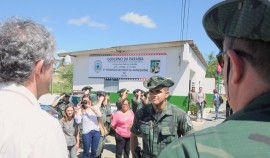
[165,90,170,99]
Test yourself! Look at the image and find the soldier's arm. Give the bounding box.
[130,112,141,158]
[52,95,64,107]
[178,113,193,137]
[130,133,139,158]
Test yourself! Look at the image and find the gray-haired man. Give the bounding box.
[0,17,67,157]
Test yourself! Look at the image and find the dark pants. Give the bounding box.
[196,102,204,119]
[82,130,100,158]
[115,132,130,158]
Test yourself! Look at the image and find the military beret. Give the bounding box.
[143,76,174,89]
[117,88,129,93]
[82,86,93,91]
[203,0,270,50]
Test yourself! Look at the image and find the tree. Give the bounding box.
[205,52,223,81]
[52,59,74,93]
[58,64,73,85]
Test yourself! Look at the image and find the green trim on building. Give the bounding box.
[108,92,214,112]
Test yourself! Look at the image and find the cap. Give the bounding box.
[82,86,93,91]
[96,91,106,97]
[133,89,142,94]
[61,93,71,97]
[143,91,149,96]
[203,0,270,50]
[143,76,174,89]
[117,88,129,94]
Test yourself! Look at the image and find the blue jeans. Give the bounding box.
[215,104,220,119]
[82,130,100,158]
[196,102,204,119]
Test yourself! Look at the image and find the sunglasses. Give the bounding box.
[216,49,253,68]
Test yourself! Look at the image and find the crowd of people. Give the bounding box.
[52,75,193,158]
[1,0,270,157]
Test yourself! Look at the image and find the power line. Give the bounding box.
[182,0,187,40]
[186,0,190,39]
[180,0,184,40]
[180,0,190,40]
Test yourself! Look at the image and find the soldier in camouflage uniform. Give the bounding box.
[159,0,270,157]
[142,91,151,106]
[188,86,197,115]
[52,93,72,119]
[116,88,129,110]
[132,89,144,114]
[96,91,110,158]
[130,76,193,158]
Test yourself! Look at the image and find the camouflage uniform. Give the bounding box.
[116,99,122,111]
[131,102,193,157]
[96,103,107,158]
[55,99,71,119]
[189,90,197,115]
[160,0,270,157]
[105,103,111,131]
[159,92,270,158]
[131,97,143,114]
[116,88,129,111]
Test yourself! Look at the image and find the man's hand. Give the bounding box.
[122,90,128,99]
[98,96,105,103]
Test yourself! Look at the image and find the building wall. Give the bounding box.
[70,42,209,111]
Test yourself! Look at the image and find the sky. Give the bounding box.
[1,0,223,60]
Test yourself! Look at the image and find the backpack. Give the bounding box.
[219,95,224,104]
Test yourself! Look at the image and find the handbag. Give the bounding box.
[98,118,108,136]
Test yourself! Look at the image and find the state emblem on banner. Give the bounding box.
[94,60,102,73]
[150,60,160,74]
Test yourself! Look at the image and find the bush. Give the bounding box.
[52,82,72,94]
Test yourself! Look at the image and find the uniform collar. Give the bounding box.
[151,101,173,116]
[226,91,270,121]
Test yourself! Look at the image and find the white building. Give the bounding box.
[59,40,209,110]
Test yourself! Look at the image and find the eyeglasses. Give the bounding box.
[216,49,253,68]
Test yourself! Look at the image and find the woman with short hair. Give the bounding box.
[111,98,134,158]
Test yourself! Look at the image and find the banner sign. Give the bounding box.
[89,53,167,79]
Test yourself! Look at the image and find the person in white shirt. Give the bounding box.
[0,17,68,158]
[75,94,103,158]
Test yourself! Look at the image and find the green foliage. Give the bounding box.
[52,82,72,93]
[58,64,73,84]
[206,52,223,82]
[52,64,74,93]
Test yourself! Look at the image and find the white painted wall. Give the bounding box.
[203,78,216,94]
[70,42,208,96]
